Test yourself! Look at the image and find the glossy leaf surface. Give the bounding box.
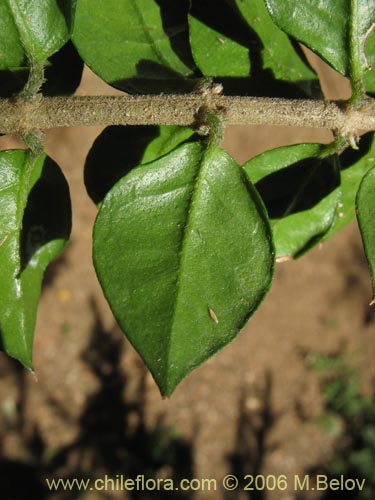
[0,0,72,68]
[235,0,319,95]
[189,2,251,77]
[72,0,196,93]
[325,133,375,238]
[265,0,375,78]
[93,142,274,395]
[85,125,194,206]
[189,0,319,96]
[189,0,320,97]
[0,151,71,366]
[244,144,340,258]
[356,166,375,302]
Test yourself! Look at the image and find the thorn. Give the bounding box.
[370,298,375,306]
[208,307,219,324]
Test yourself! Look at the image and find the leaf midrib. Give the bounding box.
[164,146,207,387]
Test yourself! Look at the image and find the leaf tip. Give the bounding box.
[155,376,177,399]
[159,384,174,399]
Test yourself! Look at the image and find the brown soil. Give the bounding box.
[0,60,374,500]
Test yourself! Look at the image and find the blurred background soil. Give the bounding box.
[0,55,374,500]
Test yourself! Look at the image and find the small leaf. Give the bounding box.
[0,151,71,366]
[356,166,375,303]
[72,0,196,94]
[0,0,72,68]
[325,133,375,238]
[85,125,195,206]
[93,142,274,396]
[244,144,340,258]
[265,0,375,80]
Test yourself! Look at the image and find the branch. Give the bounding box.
[1,94,375,137]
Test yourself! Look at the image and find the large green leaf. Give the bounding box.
[188,0,319,97]
[0,0,72,68]
[72,0,196,94]
[0,151,71,367]
[325,133,375,238]
[356,166,375,303]
[265,0,375,80]
[85,125,194,206]
[244,144,340,259]
[93,142,274,396]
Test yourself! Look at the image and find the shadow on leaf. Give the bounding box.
[20,156,71,272]
[0,42,83,98]
[255,156,339,219]
[189,0,320,98]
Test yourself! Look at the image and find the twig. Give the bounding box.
[0,95,375,138]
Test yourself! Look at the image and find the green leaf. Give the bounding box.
[72,0,196,94]
[356,166,375,303]
[0,0,72,69]
[0,151,71,367]
[244,143,340,259]
[325,133,375,238]
[93,142,274,396]
[85,125,195,206]
[189,2,251,78]
[188,0,319,97]
[235,0,319,95]
[265,0,375,83]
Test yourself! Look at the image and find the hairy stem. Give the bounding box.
[1,94,375,137]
